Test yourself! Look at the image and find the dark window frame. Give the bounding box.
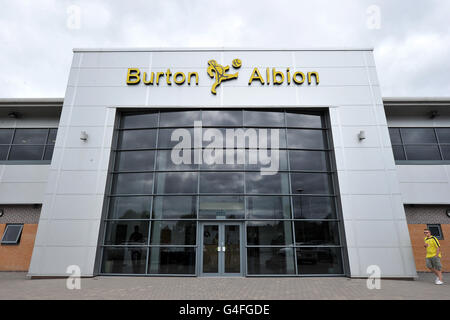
[0,127,57,162]
[389,127,450,163]
[97,109,346,276]
[427,224,443,240]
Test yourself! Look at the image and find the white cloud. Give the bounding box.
[0,0,448,97]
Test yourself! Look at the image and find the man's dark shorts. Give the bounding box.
[426,256,442,271]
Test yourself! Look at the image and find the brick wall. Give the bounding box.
[0,205,41,271]
[0,224,38,271]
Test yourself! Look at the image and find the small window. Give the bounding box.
[427,224,443,240]
[1,224,24,245]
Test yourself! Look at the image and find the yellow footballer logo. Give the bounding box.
[206,59,241,95]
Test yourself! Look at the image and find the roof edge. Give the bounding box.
[73,47,374,53]
[383,97,450,107]
[0,98,64,108]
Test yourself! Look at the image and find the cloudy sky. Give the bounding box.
[0,0,449,98]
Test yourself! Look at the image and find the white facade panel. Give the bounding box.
[0,165,50,204]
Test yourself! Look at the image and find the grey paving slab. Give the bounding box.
[0,272,449,300]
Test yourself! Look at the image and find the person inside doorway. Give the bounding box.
[424,229,444,285]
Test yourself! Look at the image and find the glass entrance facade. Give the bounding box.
[99,109,345,276]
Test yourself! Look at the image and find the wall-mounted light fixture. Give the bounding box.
[358,130,366,141]
[8,112,20,118]
[446,208,450,218]
[80,131,88,141]
[0,209,4,218]
[430,110,439,119]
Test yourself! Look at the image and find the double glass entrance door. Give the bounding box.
[200,223,243,276]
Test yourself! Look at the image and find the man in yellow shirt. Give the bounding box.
[424,229,443,285]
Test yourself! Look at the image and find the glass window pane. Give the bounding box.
[199,196,244,219]
[246,196,291,219]
[226,128,286,149]
[152,196,197,219]
[247,247,295,275]
[289,150,329,171]
[291,173,333,195]
[120,112,158,128]
[47,129,57,144]
[43,145,54,160]
[202,110,242,126]
[1,225,23,243]
[246,172,290,194]
[158,128,193,149]
[155,172,197,194]
[247,221,293,245]
[0,145,9,160]
[148,247,196,274]
[287,129,327,149]
[104,221,149,245]
[101,247,147,274]
[392,146,406,160]
[244,110,284,127]
[8,145,44,160]
[292,196,336,219]
[157,149,198,170]
[115,150,155,171]
[297,247,343,275]
[111,173,154,195]
[436,128,450,143]
[0,129,13,144]
[159,110,200,127]
[405,145,441,160]
[441,146,450,160]
[389,128,402,145]
[245,149,288,171]
[294,221,340,245]
[225,225,241,273]
[13,129,47,144]
[118,129,156,150]
[200,172,244,193]
[203,225,219,273]
[108,197,151,219]
[286,112,323,128]
[401,128,437,144]
[150,221,196,245]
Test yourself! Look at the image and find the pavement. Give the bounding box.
[0,272,449,300]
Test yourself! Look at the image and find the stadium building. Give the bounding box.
[0,48,449,278]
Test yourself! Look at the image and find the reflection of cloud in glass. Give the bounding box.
[292,196,335,219]
[119,129,157,149]
[202,110,242,126]
[287,129,326,149]
[244,111,284,127]
[155,172,197,193]
[116,150,155,171]
[160,110,201,127]
[152,196,197,218]
[109,196,151,219]
[113,173,154,194]
[246,172,289,194]
[200,172,244,193]
[291,173,332,195]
